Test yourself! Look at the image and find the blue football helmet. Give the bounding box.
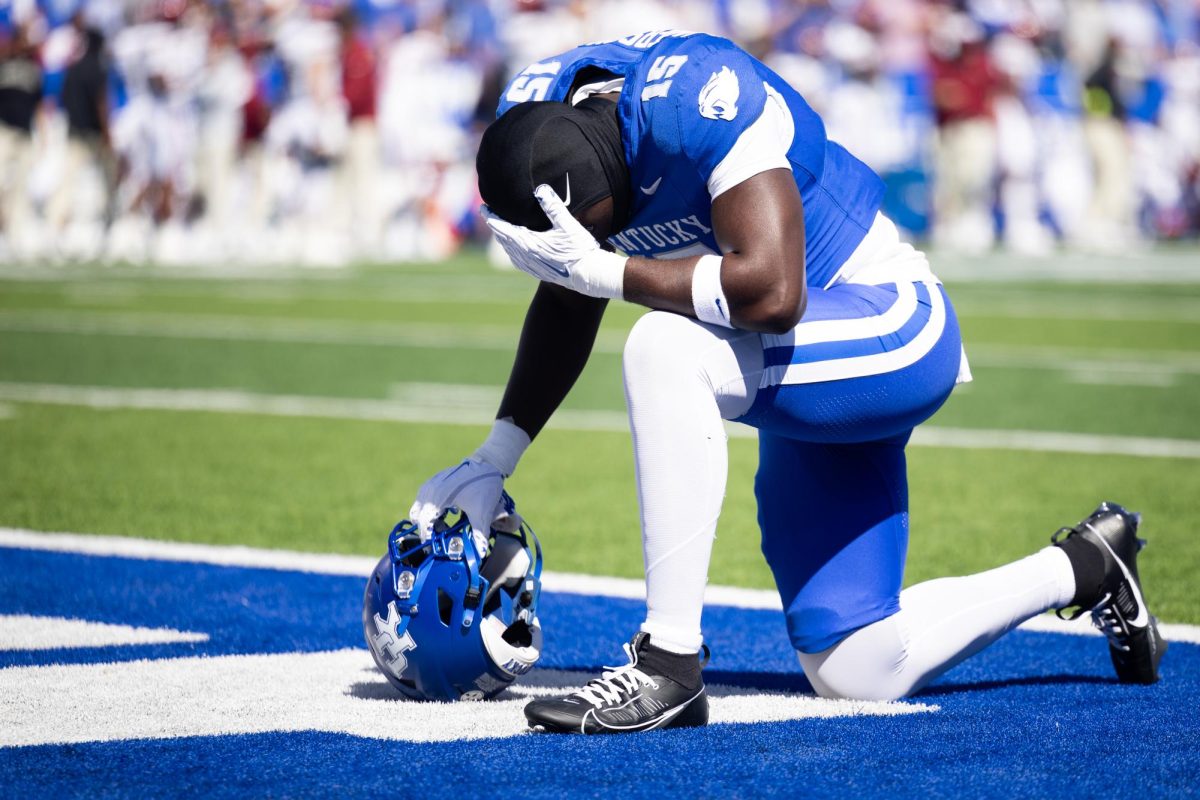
[362,494,543,702]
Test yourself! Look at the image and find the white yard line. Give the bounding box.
[5,311,1199,383]
[2,528,1197,644]
[932,252,1200,284]
[0,615,208,651]
[0,528,775,610]
[2,381,1199,459]
[0,310,626,354]
[950,299,1200,323]
[0,381,632,432]
[906,426,1200,459]
[965,343,1200,374]
[1063,369,1177,388]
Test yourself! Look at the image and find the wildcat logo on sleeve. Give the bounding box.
[698,66,740,121]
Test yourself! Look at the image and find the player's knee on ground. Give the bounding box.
[796,615,913,702]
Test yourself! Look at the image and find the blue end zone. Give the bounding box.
[1,544,1197,797]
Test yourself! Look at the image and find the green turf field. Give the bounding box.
[1,250,1198,622]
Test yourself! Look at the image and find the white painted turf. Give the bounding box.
[0,615,208,651]
[2,530,1196,749]
[2,383,1199,459]
[0,650,935,747]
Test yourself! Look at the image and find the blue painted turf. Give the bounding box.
[1,544,1197,798]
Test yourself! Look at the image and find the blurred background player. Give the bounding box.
[46,14,114,259]
[0,18,43,260]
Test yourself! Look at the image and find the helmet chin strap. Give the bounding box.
[459,534,484,629]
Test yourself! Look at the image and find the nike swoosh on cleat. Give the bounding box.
[586,689,703,733]
[562,173,571,206]
[1089,525,1150,628]
[640,177,663,195]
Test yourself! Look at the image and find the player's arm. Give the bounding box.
[407,282,604,544]
[621,167,806,334]
[497,282,607,439]
[487,167,807,335]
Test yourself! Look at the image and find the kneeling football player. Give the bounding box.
[408,30,1165,734]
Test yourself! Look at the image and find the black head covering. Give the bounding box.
[477,97,630,233]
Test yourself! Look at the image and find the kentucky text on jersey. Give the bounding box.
[497,30,885,288]
[608,214,713,254]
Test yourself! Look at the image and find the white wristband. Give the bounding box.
[691,254,733,328]
[575,248,627,300]
[471,417,531,477]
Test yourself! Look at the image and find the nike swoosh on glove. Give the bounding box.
[409,459,519,557]
[483,184,627,300]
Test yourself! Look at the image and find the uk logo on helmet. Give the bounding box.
[370,601,417,677]
[362,499,544,702]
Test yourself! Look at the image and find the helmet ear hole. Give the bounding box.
[501,619,534,648]
[437,588,454,627]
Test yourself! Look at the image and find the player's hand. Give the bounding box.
[409,459,521,556]
[482,184,626,300]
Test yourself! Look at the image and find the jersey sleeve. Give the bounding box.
[496,51,575,116]
[668,41,793,199]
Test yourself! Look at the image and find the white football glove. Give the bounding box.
[483,183,627,300]
[409,459,523,557]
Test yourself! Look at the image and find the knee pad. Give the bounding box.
[623,311,761,419]
[622,311,708,383]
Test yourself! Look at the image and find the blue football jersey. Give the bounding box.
[497,30,886,289]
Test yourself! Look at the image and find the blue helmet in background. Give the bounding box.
[362,494,543,702]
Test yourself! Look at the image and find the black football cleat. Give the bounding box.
[1052,501,1166,684]
[525,633,709,734]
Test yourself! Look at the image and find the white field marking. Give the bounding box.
[0,381,632,433]
[906,426,1200,459]
[967,343,1200,372]
[965,347,1200,384]
[0,615,208,651]
[5,529,1200,645]
[949,297,1200,323]
[932,250,1200,284]
[0,528,777,610]
[388,382,504,408]
[6,309,1200,373]
[2,271,535,304]
[0,310,627,354]
[1016,613,1200,646]
[1063,368,1177,388]
[2,261,1200,314]
[0,649,935,748]
[3,381,1200,460]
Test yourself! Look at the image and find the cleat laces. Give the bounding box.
[572,642,660,708]
[1091,593,1132,652]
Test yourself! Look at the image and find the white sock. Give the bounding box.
[622,311,761,654]
[799,546,1076,700]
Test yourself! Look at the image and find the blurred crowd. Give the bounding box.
[0,0,1197,266]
